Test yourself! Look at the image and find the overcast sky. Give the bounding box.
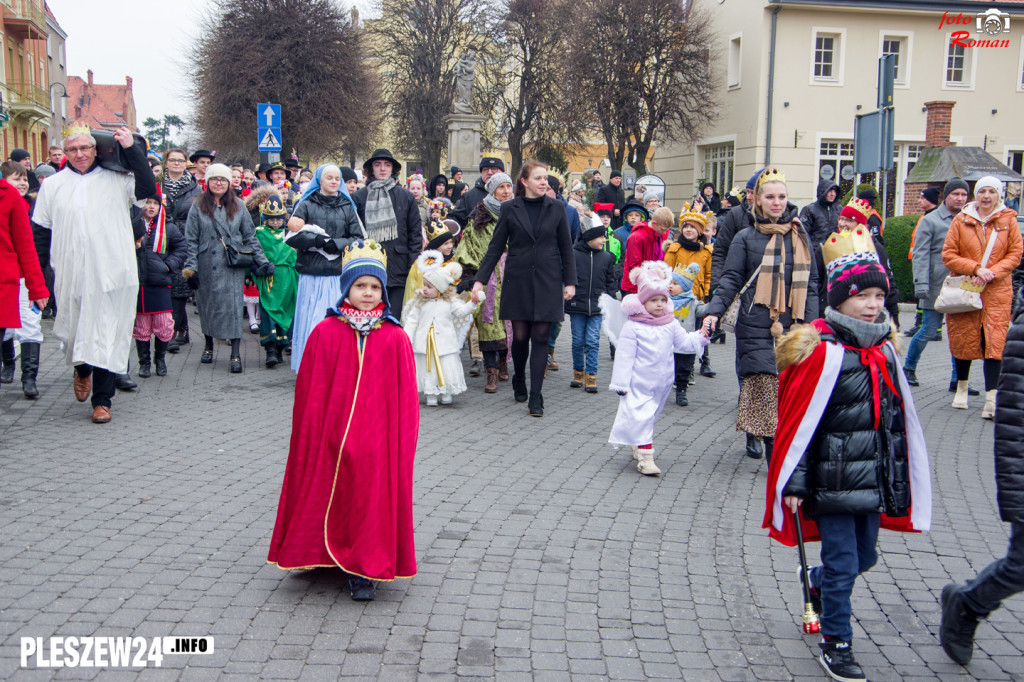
[47,0,206,127]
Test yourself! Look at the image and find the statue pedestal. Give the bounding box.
[445,113,486,186]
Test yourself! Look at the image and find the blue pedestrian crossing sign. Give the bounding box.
[257,103,282,151]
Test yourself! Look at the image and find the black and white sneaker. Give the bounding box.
[819,640,865,682]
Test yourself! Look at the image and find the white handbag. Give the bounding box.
[933,226,999,315]
[720,268,760,333]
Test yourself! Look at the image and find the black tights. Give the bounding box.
[510,320,551,394]
[205,335,241,358]
[954,358,1001,392]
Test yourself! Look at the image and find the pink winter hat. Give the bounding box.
[628,261,673,304]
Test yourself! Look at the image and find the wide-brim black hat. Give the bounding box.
[363,148,401,176]
[283,158,301,168]
[266,162,289,179]
[189,149,215,163]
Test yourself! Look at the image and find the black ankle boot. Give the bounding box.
[20,341,40,399]
[1,338,14,383]
[512,374,528,403]
[675,387,688,406]
[266,345,281,368]
[528,391,544,417]
[763,437,774,466]
[153,339,168,376]
[136,339,152,378]
[699,354,716,378]
[745,433,763,459]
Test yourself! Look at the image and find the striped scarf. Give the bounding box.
[752,219,810,336]
[364,177,398,243]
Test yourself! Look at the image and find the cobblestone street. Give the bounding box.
[1,309,1021,680]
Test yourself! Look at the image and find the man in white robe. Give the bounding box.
[32,124,156,423]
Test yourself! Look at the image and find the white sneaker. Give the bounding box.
[426,395,438,406]
[440,393,452,405]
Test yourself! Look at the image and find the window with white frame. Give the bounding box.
[702,143,734,195]
[944,37,974,87]
[728,34,742,88]
[881,35,910,85]
[818,140,856,198]
[814,33,837,79]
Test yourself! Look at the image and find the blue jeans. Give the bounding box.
[961,522,1024,617]
[809,513,880,641]
[569,313,602,374]
[904,309,943,372]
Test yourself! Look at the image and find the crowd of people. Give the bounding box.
[2,125,1023,679]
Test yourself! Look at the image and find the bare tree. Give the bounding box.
[190,0,380,164]
[567,0,719,177]
[496,0,587,178]
[369,0,497,178]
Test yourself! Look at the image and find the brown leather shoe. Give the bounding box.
[73,373,91,402]
[496,356,509,381]
[91,406,111,423]
[484,368,498,393]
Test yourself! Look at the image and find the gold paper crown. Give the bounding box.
[678,202,714,228]
[841,197,873,224]
[821,226,877,266]
[755,167,787,191]
[425,219,451,243]
[674,262,700,282]
[342,240,388,268]
[258,197,287,217]
[62,121,92,140]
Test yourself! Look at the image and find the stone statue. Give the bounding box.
[453,50,476,114]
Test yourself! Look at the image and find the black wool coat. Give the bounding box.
[352,183,423,288]
[704,205,819,379]
[995,295,1024,523]
[595,182,626,228]
[164,178,202,300]
[475,195,577,322]
[710,202,750,293]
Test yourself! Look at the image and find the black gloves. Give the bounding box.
[322,239,340,254]
[254,262,276,277]
[314,235,331,250]
[188,274,200,290]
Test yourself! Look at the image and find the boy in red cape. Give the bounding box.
[268,239,419,602]
[764,226,932,681]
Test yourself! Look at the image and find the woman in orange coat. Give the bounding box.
[942,176,1023,418]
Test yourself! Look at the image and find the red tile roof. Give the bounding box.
[66,72,137,132]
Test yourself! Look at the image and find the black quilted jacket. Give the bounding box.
[782,323,911,519]
[995,293,1024,523]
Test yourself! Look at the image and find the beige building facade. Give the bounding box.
[656,0,1024,215]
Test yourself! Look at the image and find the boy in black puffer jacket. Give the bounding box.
[566,226,616,392]
[940,289,1024,665]
[765,227,932,682]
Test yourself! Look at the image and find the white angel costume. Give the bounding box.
[402,252,480,398]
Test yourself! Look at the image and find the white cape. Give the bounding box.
[33,166,138,372]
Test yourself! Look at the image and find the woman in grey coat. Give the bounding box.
[183,164,273,373]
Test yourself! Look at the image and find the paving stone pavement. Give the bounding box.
[1,308,1021,680]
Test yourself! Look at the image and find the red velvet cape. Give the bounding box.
[0,179,47,328]
[268,315,419,580]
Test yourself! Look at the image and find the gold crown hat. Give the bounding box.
[673,262,701,282]
[821,225,879,275]
[62,121,92,140]
[678,201,714,228]
[342,239,388,268]
[258,195,288,217]
[755,167,786,191]
[839,197,873,225]
[425,219,452,243]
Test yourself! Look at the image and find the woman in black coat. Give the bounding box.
[704,170,818,462]
[161,148,203,349]
[472,160,576,417]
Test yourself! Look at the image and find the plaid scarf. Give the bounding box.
[752,219,810,336]
[364,177,398,243]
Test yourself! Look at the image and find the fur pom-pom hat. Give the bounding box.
[629,260,673,303]
[417,250,462,294]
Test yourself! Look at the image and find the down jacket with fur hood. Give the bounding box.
[776,315,911,519]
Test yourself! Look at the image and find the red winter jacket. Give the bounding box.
[620,223,665,293]
[0,178,47,328]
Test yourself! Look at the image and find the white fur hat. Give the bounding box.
[417,250,462,293]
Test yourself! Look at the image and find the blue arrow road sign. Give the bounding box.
[258,103,281,128]
[258,128,282,152]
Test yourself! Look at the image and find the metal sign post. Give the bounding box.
[853,56,896,228]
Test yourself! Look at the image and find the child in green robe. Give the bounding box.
[254,194,299,368]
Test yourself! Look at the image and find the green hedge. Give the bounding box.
[882,215,920,302]
[841,183,882,212]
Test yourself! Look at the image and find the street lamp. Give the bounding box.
[48,82,69,113]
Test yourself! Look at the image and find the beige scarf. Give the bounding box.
[752,220,811,336]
